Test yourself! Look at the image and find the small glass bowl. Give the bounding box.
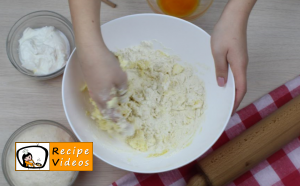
[6,11,75,80]
[1,120,79,186]
[146,0,214,20]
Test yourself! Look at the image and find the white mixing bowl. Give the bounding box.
[62,14,235,173]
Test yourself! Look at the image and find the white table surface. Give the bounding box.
[0,0,300,185]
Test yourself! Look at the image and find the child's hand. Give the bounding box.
[211,0,256,113]
[77,45,127,120]
[210,0,257,112]
[69,0,128,120]
[211,17,248,112]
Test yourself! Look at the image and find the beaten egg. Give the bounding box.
[157,0,199,18]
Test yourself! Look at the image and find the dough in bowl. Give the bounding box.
[85,41,205,155]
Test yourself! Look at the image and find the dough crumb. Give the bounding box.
[172,64,184,75]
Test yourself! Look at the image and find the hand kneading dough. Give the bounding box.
[86,41,205,155]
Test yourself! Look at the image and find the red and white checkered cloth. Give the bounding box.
[110,76,300,186]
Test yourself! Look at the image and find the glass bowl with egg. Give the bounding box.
[6,11,75,80]
[147,0,214,20]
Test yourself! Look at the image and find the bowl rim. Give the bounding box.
[1,120,79,186]
[6,10,74,80]
[62,13,235,173]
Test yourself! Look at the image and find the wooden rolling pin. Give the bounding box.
[188,94,300,186]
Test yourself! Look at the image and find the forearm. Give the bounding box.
[219,0,257,30]
[68,0,106,48]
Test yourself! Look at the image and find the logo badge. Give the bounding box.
[15,142,93,171]
[16,143,49,171]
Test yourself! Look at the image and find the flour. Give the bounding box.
[18,26,70,75]
[6,124,77,186]
[88,41,205,154]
